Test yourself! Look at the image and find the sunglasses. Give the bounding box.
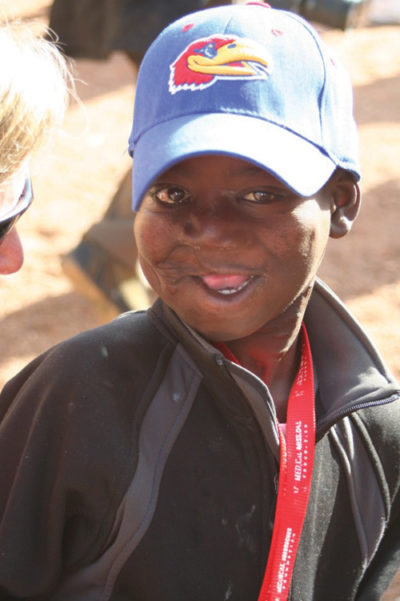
[0,178,33,245]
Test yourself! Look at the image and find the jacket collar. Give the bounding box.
[150,279,399,433]
[305,279,399,432]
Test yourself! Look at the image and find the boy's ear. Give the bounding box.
[328,170,361,239]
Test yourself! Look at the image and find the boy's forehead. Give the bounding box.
[156,155,274,179]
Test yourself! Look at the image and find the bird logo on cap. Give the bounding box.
[169,34,272,94]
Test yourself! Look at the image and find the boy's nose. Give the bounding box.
[182,197,248,248]
[0,228,24,274]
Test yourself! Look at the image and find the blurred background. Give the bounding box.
[0,1,399,598]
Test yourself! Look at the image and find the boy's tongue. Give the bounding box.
[202,274,248,290]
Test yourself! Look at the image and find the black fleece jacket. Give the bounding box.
[0,280,399,601]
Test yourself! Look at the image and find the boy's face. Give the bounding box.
[134,154,333,342]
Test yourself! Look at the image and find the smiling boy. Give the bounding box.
[0,3,400,601]
[134,156,355,420]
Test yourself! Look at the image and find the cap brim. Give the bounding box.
[131,113,336,210]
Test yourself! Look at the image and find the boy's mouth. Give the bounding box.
[200,274,254,296]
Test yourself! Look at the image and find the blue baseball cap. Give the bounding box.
[128,1,360,210]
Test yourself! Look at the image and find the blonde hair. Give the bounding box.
[0,23,71,182]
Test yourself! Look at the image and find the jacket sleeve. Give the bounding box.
[355,500,400,600]
[0,335,138,599]
[355,401,400,601]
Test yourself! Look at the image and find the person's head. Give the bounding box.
[0,23,69,274]
[129,2,361,341]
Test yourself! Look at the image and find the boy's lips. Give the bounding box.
[200,273,254,295]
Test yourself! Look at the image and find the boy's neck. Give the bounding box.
[227,296,308,422]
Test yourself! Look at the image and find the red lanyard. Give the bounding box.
[213,324,315,600]
[258,323,315,601]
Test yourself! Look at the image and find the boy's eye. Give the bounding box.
[152,185,190,205]
[241,189,286,204]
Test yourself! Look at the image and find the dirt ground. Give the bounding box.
[0,0,399,598]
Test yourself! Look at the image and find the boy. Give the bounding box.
[0,3,399,600]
